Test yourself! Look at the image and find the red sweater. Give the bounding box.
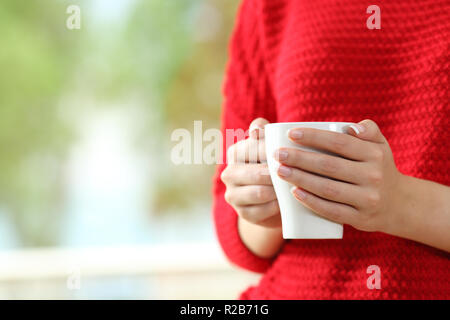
[213,0,450,299]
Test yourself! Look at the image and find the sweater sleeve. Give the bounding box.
[212,0,277,274]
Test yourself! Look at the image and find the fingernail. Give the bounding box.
[349,124,365,135]
[288,129,304,140]
[277,165,292,177]
[274,149,288,161]
[292,187,307,200]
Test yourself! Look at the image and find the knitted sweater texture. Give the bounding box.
[213,0,450,299]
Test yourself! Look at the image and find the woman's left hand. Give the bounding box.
[274,119,404,233]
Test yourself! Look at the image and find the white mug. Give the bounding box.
[265,122,354,239]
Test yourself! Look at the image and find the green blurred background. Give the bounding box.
[0,0,259,299]
[0,0,237,246]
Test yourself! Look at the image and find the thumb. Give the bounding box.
[348,119,386,143]
[249,117,270,140]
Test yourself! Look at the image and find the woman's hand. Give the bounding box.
[222,118,285,259]
[275,119,403,233]
[274,119,450,252]
[221,118,281,228]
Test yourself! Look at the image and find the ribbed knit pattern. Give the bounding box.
[213,0,450,299]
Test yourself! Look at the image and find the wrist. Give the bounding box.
[238,217,284,259]
[382,172,414,237]
[383,172,433,242]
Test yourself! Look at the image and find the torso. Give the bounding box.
[242,0,450,299]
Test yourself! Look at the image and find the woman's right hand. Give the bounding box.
[221,118,281,228]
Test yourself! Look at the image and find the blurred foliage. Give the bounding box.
[150,0,239,214]
[0,0,81,245]
[88,0,239,214]
[0,0,239,246]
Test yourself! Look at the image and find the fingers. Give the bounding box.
[291,187,359,226]
[221,163,272,186]
[277,165,367,208]
[287,127,377,161]
[225,185,277,206]
[223,118,279,228]
[235,200,280,225]
[348,119,386,144]
[226,118,270,163]
[274,148,366,184]
[227,137,266,163]
[249,118,269,139]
